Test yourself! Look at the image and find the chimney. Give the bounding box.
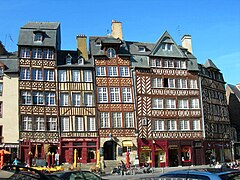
[111,20,123,40]
[181,35,192,53]
[76,34,88,60]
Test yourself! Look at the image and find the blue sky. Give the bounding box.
[1,0,239,85]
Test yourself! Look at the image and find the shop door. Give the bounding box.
[103,140,117,160]
[168,149,178,167]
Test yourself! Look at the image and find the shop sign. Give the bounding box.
[168,145,178,149]
[141,146,151,150]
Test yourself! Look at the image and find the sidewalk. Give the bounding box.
[101,165,212,179]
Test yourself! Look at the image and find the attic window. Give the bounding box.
[66,54,72,65]
[34,33,43,42]
[162,43,172,51]
[95,42,101,46]
[106,48,116,58]
[138,46,146,52]
[78,56,84,65]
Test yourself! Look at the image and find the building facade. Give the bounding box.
[198,60,232,163]
[57,35,97,164]
[128,32,203,167]
[18,22,61,165]
[89,21,138,163]
[0,42,19,159]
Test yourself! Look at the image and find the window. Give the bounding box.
[152,98,163,109]
[167,44,172,51]
[112,112,122,128]
[34,33,43,42]
[96,67,106,76]
[61,117,69,131]
[110,87,120,102]
[78,57,84,65]
[122,87,132,102]
[189,79,197,89]
[0,102,2,117]
[72,93,81,106]
[43,49,54,59]
[180,120,190,130]
[120,67,130,77]
[98,87,108,102]
[168,60,174,68]
[32,68,43,81]
[32,48,42,59]
[44,69,54,81]
[21,91,31,105]
[45,92,55,105]
[84,70,92,82]
[76,117,84,131]
[175,60,181,68]
[0,83,2,96]
[108,66,118,76]
[165,99,176,109]
[47,117,57,131]
[106,48,116,58]
[35,116,45,131]
[72,70,80,82]
[84,93,93,106]
[59,70,66,82]
[162,44,172,51]
[176,79,187,89]
[33,92,44,105]
[181,61,187,69]
[22,116,32,131]
[60,93,69,106]
[124,112,134,128]
[138,46,146,52]
[154,120,164,131]
[0,68,3,80]
[193,120,201,130]
[178,99,188,109]
[168,78,175,88]
[181,146,191,162]
[100,112,110,128]
[20,68,30,81]
[88,117,96,131]
[163,60,168,68]
[152,78,163,88]
[167,120,177,130]
[190,98,199,109]
[20,48,30,58]
[66,54,72,65]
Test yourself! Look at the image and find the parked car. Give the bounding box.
[159,169,240,180]
[1,165,55,179]
[52,170,108,180]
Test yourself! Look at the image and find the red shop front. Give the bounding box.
[59,137,98,164]
[137,139,168,168]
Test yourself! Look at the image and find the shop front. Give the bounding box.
[60,137,98,164]
[204,141,232,164]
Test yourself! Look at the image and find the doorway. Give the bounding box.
[103,140,117,160]
[168,149,178,167]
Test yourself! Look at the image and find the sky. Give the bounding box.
[1,0,239,85]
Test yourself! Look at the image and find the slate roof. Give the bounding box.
[18,22,61,49]
[227,84,240,101]
[0,54,18,73]
[204,59,219,70]
[89,36,130,56]
[57,50,94,68]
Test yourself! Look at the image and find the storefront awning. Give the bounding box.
[122,141,133,147]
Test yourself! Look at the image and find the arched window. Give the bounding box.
[106,48,116,58]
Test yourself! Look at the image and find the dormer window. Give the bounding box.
[66,54,72,65]
[34,33,43,43]
[106,48,116,58]
[78,56,84,65]
[96,42,101,46]
[138,46,146,52]
[162,43,172,51]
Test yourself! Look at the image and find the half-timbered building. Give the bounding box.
[199,59,232,163]
[89,21,137,163]
[18,22,61,164]
[57,35,97,164]
[128,32,203,167]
